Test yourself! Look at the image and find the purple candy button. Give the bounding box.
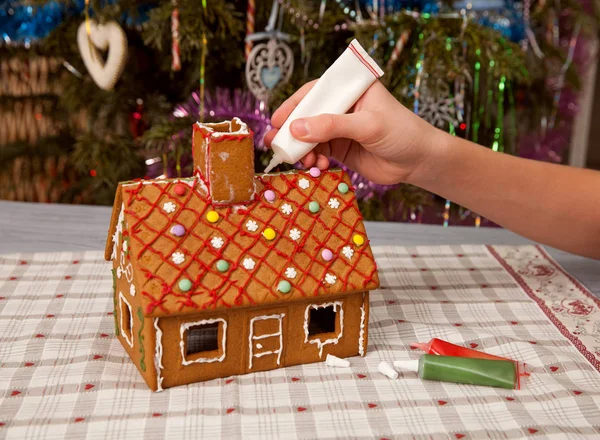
[309,167,321,178]
[322,249,333,261]
[171,224,185,237]
[264,190,276,202]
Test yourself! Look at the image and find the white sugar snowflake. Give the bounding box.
[285,267,297,279]
[289,228,301,241]
[325,273,337,285]
[130,284,136,296]
[418,80,460,129]
[172,252,185,265]
[211,236,224,249]
[163,202,176,213]
[281,203,293,215]
[328,198,340,209]
[243,258,256,270]
[246,220,258,232]
[298,178,310,190]
[342,246,354,259]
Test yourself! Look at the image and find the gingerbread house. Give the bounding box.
[105,117,379,391]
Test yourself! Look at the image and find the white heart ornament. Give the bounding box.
[77,20,128,91]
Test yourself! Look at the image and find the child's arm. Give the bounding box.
[265,80,600,259]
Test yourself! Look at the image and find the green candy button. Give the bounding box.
[216,260,229,272]
[179,279,192,292]
[308,201,320,213]
[278,280,292,293]
[338,182,349,194]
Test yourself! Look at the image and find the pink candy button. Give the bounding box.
[322,249,333,261]
[264,190,276,202]
[309,167,321,178]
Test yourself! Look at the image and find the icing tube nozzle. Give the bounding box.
[264,154,282,173]
[393,359,420,372]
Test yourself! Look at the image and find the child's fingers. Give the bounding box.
[290,112,377,144]
[271,80,317,128]
[315,154,330,170]
[301,151,317,167]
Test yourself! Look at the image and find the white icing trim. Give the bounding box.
[359,299,366,357]
[153,318,164,392]
[111,203,125,260]
[248,314,285,370]
[118,291,134,348]
[179,318,227,366]
[303,301,344,358]
[196,117,250,137]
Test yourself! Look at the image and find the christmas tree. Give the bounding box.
[1,0,597,223]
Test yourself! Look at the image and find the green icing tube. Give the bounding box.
[394,355,519,390]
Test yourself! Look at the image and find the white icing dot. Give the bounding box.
[122,240,128,252]
[328,198,341,209]
[285,267,297,279]
[211,236,224,249]
[130,284,136,296]
[289,228,301,241]
[243,258,256,270]
[325,273,337,285]
[256,343,263,349]
[172,252,185,265]
[116,267,122,279]
[163,202,176,213]
[281,203,293,215]
[246,220,259,232]
[298,178,310,190]
[342,246,354,259]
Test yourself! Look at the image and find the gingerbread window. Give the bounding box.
[118,292,133,348]
[180,318,227,366]
[304,301,345,357]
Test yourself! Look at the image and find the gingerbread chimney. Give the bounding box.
[192,117,255,204]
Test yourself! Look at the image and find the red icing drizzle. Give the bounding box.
[122,170,377,316]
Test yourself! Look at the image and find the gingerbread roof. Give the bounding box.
[105,169,379,318]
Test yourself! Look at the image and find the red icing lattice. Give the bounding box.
[116,170,379,318]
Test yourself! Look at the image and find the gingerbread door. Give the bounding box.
[247,311,286,372]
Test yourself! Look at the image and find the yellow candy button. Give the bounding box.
[206,210,219,223]
[353,234,365,246]
[263,227,276,240]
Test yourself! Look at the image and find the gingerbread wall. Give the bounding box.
[111,204,157,389]
[152,291,369,390]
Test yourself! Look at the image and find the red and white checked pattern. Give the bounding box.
[245,0,255,60]
[1,245,600,438]
[171,1,181,72]
[119,170,377,317]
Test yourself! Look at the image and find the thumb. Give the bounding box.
[289,113,377,144]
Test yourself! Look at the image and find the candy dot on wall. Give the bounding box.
[278,280,292,293]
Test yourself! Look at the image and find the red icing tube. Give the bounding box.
[411,338,514,362]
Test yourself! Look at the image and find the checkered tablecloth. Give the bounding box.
[1,245,600,439]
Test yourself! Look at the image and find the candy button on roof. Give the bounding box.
[309,167,321,178]
[322,249,333,261]
[179,279,193,292]
[278,280,292,293]
[353,234,365,246]
[263,228,276,240]
[216,260,229,272]
[206,210,219,223]
[338,182,349,194]
[170,224,185,237]
[174,184,187,196]
[264,190,276,202]
[308,201,320,213]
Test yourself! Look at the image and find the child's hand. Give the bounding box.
[264,80,443,185]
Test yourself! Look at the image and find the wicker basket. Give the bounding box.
[0,56,78,202]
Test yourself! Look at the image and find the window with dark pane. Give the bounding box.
[121,299,132,333]
[308,306,337,335]
[186,322,220,355]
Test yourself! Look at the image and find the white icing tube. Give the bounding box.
[265,39,384,173]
